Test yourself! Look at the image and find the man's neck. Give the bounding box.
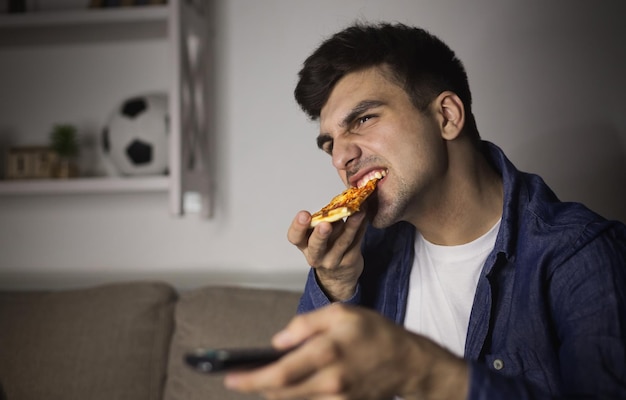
[408,144,503,246]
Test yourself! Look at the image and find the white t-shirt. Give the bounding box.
[403,220,501,357]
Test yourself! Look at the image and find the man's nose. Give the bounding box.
[332,137,361,170]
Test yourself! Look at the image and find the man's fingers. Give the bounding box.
[257,364,347,400]
[273,304,343,349]
[287,210,313,249]
[332,212,366,251]
[287,211,334,267]
[225,333,339,395]
[307,211,366,266]
[287,209,367,268]
[305,222,334,264]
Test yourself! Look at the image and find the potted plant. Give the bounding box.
[50,124,79,178]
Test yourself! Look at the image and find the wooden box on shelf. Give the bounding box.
[5,146,58,180]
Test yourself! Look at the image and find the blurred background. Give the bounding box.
[0,0,624,291]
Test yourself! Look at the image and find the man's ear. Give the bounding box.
[436,91,465,140]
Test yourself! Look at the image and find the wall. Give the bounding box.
[0,0,624,291]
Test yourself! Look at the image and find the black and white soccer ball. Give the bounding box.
[101,93,169,176]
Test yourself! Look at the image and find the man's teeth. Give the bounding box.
[357,170,387,188]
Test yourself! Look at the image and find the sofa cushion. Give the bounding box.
[0,281,177,400]
[164,286,301,400]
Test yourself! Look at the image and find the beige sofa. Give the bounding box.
[0,281,302,400]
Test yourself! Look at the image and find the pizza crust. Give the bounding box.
[309,207,352,227]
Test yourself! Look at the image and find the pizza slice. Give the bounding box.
[310,172,385,228]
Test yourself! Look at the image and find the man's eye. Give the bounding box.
[356,114,376,127]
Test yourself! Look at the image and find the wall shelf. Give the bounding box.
[0,5,168,29]
[0,176,169,195]
[0,1,214,217]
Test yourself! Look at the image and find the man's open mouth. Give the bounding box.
[356,169,387,188]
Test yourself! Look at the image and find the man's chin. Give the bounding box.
[369,212,397,229]
[365,198,401,229]
[370,219,393,229]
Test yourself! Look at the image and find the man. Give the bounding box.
[225,23,626,399]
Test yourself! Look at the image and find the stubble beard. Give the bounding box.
[369,182,411,229]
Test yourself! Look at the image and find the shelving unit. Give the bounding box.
[0,176,168,195]
[0,5,168,28]
[0,1,213,217]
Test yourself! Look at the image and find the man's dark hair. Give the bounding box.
[294,22,479,140]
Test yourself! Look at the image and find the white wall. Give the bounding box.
[0,0,624,291]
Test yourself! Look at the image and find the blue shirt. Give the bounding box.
[298,141,626,399]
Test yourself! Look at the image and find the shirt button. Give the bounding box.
[493,359,504,370]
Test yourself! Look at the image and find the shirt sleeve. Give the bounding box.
[548,223,626,397]
[468,222,626,399]
[297,268,362,314]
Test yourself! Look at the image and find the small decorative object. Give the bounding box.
[101,93,169,176]
[5,146,57,179]
[50,123,80,178]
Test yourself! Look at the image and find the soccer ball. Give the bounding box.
[101,93,169,176]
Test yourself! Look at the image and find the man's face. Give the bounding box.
[318,66,448,228]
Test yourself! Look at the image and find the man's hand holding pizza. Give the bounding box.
[288,210,367,301]
[287,178,380,301]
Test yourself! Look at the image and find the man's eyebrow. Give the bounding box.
[340,99,385,128]
[317,134,331,150]
[317,99,385,151]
